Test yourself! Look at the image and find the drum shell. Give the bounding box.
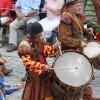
[50,50,94,100]
[50,72,83,100]
[90,55,100,69]
[83,40,100,69]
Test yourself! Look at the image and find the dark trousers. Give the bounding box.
[39,0,47,20]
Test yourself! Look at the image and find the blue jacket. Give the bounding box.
[0,76,18,100]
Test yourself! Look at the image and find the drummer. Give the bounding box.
[18,22,60,100]
[58,0,94,52]
[58,0,100,99]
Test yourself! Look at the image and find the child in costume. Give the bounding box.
[0,65,25,100]
[0,54,13,76]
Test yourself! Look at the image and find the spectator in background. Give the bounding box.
[81,0,100,33]
[83,0,100,26]
[7,0,40,52]
[0,0,13,47]
[39,0,64,42]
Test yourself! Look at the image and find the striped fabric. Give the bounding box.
[84,0,97,25]
[0,77,18,100]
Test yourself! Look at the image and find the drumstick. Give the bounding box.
[85,45,100,47]
[56,37,62,55]
[51,67,78,70]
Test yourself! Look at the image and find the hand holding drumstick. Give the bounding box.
[55,37,62,55]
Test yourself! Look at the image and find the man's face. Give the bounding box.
[72,2,81,13]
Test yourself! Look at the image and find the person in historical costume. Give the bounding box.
[58,0,100,100]
[7,0,40,52]
[18,22,60,100]
[0,54,13,76]
[0,64,25,100]
[39,0,64,43]
[59,0,93,51]
[0,0,13,47]
[83,0,100,33]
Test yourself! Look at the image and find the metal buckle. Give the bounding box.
[25,72,32,82]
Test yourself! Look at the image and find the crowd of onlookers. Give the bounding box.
[0,0,100,51]
[0,0,65,52]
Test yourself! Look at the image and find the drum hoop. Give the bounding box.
[85,40,100,69]
[52,50,94,87]
[53,75,83,92]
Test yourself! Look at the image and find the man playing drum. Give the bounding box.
[18,22,60,100]
[58,0,100,99]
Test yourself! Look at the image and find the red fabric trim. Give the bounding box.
[39,54,45,64]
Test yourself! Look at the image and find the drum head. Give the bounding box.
[53,51,93,87]
[83,41,100,58]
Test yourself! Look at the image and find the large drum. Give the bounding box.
[83,40,100,69]
[51,50,94,100]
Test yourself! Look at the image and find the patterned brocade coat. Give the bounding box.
[18,40,57,100]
